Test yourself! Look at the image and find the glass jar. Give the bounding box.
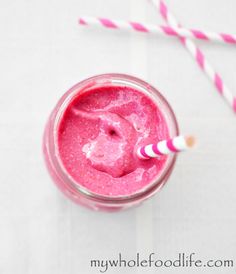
[43,74,179,211]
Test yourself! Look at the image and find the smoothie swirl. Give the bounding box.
[57,85,169,197]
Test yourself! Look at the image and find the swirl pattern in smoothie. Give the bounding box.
[57,85,169,197]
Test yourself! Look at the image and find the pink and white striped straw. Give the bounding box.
[150,0,236,113]
[137,135,195,159]
[79,16,236,45]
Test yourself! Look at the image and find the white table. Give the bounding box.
[0,0,236,273]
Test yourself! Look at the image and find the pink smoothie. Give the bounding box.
[57,85,170,197]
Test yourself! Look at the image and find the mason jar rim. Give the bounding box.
[48,73,179,205]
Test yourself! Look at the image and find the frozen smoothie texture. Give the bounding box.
[57,85,170,197]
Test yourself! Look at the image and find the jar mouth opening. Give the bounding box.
[52,73,179,203]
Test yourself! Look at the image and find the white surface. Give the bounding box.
[0,0,236,273]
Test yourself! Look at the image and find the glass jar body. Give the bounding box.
[43,74,179,211]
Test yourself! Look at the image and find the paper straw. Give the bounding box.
[150,0,236,113]
[137,135,195,159]
[79,16,236,45]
